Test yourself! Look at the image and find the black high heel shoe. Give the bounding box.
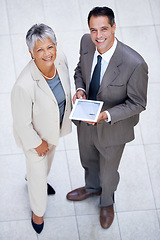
[31,213,44,234]
[47,183,56,195]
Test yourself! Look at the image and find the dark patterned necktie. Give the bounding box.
[88,55,102,100]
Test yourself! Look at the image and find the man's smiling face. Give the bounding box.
[89,15,116,54]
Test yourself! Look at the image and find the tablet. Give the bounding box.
[69,99,104,122]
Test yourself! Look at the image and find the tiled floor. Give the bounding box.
[0,0,160,239]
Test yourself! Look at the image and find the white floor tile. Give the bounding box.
[0,154,30,222]
[46,150,75,217]
[11,34,30,78]
[0,0,9,34]
[118,210,160,240]
[77,214,121,240]
[66,149,84,189]
[158,210,160,224]
[116,0,153,27]
[156,26,160,44]
[0,94,23,155]
[0,220,37,240]
[74,196,100,216]
[0,36,16,93]
[140,84,160,144]
[64,123,78,150]
[116,145,155,212]
[6,0,45,34]
[150,0,160,24]
[144,144,160,208]
[38,217,79,240]
[56,30,84,91]
[56,138,65,151]
[115,27,123,41]
[127,124,143,146]
[43,0,83,33]
[121,26,160,83]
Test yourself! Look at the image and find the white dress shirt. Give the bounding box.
[91,38,117,84]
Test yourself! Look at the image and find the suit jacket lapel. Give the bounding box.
[98,60,120,94]
[98,40,123,94]
[83,42,95,93]
[30,60,57,103]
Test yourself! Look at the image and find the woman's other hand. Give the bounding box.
[35,140,49,156]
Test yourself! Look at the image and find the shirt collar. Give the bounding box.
[95,38,117,64]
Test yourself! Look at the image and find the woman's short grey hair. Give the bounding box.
[26,23,57,53]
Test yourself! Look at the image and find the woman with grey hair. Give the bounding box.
[11,23,72,234]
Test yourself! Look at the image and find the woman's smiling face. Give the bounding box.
[30,37,56,70]
[89,15,116,54]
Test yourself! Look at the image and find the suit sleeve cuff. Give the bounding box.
[76,88,86,93]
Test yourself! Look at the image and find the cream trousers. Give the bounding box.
[24,144,56,217]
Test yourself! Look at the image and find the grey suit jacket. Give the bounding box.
[74,34,148,147]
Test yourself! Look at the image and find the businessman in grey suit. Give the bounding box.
[66,7,148,229]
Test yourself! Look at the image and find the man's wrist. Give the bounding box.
[102,112,108,120]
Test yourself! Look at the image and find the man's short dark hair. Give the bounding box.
[88,7,115,26]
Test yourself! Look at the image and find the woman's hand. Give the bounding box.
[73,90,86,104]
[35,140,49,156]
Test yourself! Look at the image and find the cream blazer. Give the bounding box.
[11,50,72,151]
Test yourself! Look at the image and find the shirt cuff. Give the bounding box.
[76,88,86,93]
[105,110,111,122]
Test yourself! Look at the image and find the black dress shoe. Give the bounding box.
[31,214,44,234]
[47,183,56,195]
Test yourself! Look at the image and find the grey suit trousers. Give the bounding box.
[77,122,125,207]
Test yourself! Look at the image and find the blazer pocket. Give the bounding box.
[106,84,126,101]
[109,83,125,87]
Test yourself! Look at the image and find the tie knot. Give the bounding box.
[97,55,102,63]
